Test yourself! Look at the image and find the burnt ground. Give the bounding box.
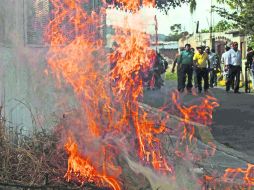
[142,79,254,160]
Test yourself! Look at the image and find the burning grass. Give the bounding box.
[0,0,253,189]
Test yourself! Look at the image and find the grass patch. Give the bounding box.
[165,69,177,80]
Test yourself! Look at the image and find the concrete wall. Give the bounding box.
[0,0,103,133]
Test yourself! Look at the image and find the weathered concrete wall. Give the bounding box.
[0,0,80,132]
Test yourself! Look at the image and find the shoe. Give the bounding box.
[179,89,184,93]
[234,91,240,94]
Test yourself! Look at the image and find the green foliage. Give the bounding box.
[170,24,182,34]
[166,24,189,41]
[106,0,197,13]
[201,20,233,33]
[213,0,254,46]
[155,0,197,13]
[201,29,210,33]
[213,0,254,35]
[213,20,233,32]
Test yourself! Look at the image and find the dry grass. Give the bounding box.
[0,106,69,187]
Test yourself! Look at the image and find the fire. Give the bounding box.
[111,0,155,11]
[64,138,121,190]
[44,0,245,189]
[223,163,254,186]
[108,22,173,174]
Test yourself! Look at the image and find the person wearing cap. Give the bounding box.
[226,42,242,93]
[176,44,194,93]
[193,46,210,93]
[172,47,185,91]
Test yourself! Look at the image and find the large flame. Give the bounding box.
[44,0,252,189]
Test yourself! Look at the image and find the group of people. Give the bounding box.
[171,42,253,94]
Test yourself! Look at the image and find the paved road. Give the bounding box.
[142,80,254,159]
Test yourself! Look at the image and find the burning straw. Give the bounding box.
[0,0,253,189]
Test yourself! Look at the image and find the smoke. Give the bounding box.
[126,156,201,190]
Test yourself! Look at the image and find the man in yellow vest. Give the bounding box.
[193,46,210,93]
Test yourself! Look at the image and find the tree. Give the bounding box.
[201,20,233,33]
[170,24,182,34]
[213,0,254,46]
[155,0,197,13]
[166,24,189,41]
[106,0,197,13]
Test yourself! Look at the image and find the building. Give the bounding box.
[179,31,248,58]
[152,41,178,62]
[0,0,105,133]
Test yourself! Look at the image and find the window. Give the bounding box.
[25,0,50,46]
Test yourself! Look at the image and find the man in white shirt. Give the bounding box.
[220,46,230,81]
[221,46,230,66]
[226,42,242,93]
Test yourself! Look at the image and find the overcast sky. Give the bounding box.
[107,0,224,35]
[155,0,223,35]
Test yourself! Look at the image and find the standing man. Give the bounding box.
[193,46,210,93]
[220,46,231,81]
[177,44,194,93]
[246,47,254,91]
[191,47,198,88]
[205,47,218,88]
[226,42,242,93]
[172,47,184,91]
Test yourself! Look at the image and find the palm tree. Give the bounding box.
[189,0,197,14]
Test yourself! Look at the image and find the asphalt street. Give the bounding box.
[142,79,254,159]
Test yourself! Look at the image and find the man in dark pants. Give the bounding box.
[226,42,242,93]
[246,47,254,92]
[191,48,198,88]
[193,46,210,93]
[172,47,184,91]
[177,44,194,93]
[206,47,220,87]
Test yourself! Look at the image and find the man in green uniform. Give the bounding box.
[177,44,194,93]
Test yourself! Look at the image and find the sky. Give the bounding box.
[107,0,224,35]
[155,0,223,35]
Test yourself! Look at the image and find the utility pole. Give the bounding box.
[154,15,158,52]
[210,0,215,50]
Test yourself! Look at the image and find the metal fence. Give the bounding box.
[0,0,106,47]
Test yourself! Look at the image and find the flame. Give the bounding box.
[64,138,121,190]
[223,163,254,187]
[108,22,173,174]
[44,0,234,189]
[45,0,122,188]
[112,0,155,12]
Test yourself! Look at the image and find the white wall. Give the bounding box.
[0,0,79,133]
